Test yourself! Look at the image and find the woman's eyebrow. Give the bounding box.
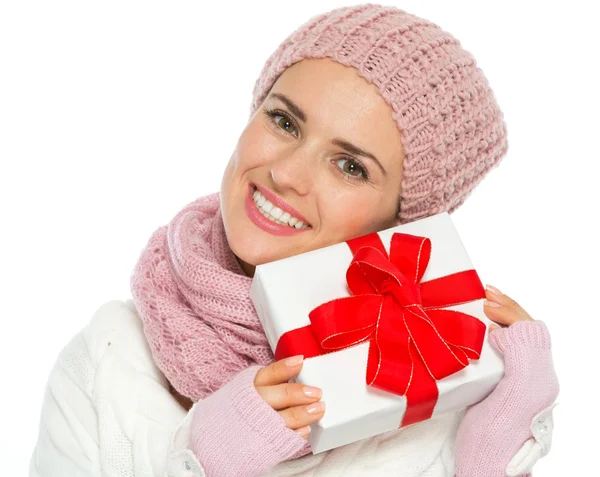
[269,92,307,122]
[332,138,387,177]
[268,92,387,177]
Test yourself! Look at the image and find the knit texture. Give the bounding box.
[249,3,509,224]
[190,365,309,477]
[454,320,559,477]
[130,193,275,402]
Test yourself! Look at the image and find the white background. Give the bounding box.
[1,0,598,473]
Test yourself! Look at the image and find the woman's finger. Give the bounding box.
[254,355,304,387]
[255,382,322,410]
[278,401,326,431]
[294,425,312,439]
[483,284,534,325]
[483,300,515,326]
[485,285,519,308]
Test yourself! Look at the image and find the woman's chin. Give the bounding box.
[235,251,269,271]
[228,241,268,276]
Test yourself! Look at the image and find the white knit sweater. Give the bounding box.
[29,299,463,477]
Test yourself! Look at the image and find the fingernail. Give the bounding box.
[303,386,322,398]
[486,284,503,295]
[307,401,325,414]
[484,299,502,308]
[285,355,304,367]
[295,425,311,438]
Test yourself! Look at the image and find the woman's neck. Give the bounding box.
[235,254,255,277]
[169,383,194,411]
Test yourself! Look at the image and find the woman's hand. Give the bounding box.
[483,284,535,331]
[190,363,314,476]
[254,355,325,439]
[454,283,559,476]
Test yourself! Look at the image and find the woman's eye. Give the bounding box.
[277,116,295,134]
[262,108,300,137]
[271,112,298,136]
[335,157,369,181]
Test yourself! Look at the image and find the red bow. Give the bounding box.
[275,232,487,427]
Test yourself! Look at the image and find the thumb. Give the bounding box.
[487,323,510,356]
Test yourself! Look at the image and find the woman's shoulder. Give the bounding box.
[79,299,151,366]
[82,300,143,359]
[53,298,162,385]
[56,298,179,423]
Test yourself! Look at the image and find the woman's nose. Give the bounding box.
[268,151,313,196]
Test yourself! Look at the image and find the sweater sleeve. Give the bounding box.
[29,325,103,476]
[454,320,560,477]
[188,365,312,477]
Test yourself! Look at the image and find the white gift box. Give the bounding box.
[250,212,505,454]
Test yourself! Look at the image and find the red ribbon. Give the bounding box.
[274,232,487,427]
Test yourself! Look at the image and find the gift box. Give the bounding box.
[249,211,504,454]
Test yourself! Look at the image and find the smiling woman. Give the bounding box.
[221,58,406,276]
[28,4,560,477]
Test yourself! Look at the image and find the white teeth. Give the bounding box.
[252,187,310,229]
[262,201,273,213]
[270,207,283,219]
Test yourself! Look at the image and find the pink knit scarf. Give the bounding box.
[130,192,275,401]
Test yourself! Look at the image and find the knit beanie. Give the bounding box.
[249,3,508,224]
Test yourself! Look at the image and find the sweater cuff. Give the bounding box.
[190,365,309,477]
[229,366,309,458]
[489,320,552,354]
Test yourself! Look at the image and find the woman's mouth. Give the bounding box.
[244,184,312,237]
[252,187,311,229]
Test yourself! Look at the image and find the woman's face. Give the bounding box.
[221,58,405,276]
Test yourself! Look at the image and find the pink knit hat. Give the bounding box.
[250,3,508,224]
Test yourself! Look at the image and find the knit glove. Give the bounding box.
[189,365,311,477]
[454,320,560,477]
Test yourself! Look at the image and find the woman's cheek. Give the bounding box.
[357,192,401,233]
[234,120,278,169]
[325,202,378,241]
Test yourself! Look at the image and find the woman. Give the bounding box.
[29,4,559,477]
